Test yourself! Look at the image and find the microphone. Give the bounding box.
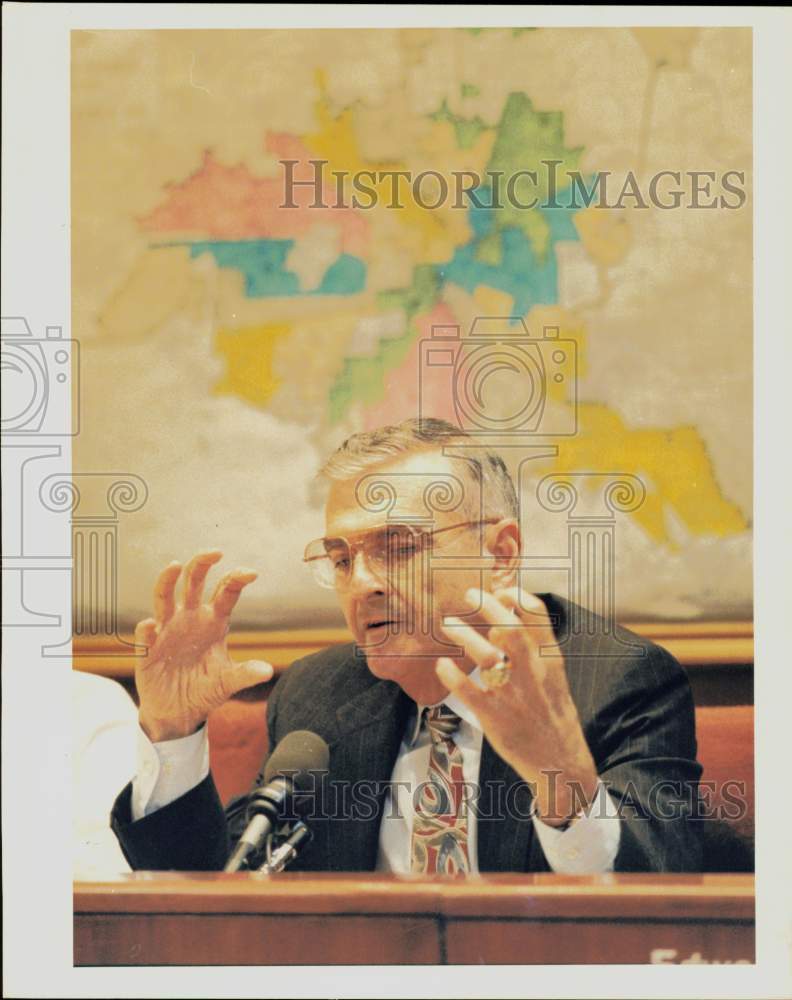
[224,729,329,872]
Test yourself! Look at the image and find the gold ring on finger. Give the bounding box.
[481,653,512,690]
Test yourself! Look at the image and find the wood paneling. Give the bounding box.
[72,621,754,681]
[76,913,440,966]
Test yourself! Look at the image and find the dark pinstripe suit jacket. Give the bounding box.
[111,594,703,872]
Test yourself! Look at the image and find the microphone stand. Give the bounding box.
[257,821,313,874]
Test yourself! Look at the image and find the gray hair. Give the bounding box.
[319,418,518,521]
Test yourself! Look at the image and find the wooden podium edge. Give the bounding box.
[73,872,756,922]
[70,622,754,680]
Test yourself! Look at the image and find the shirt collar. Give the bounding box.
[405,668,484,747]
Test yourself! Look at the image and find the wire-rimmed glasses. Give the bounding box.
[303,519,499,590]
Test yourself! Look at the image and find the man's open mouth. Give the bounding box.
[365,620,398,631]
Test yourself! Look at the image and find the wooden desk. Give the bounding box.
[74,873,754,966]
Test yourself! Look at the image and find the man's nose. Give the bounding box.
[346,548,386,594]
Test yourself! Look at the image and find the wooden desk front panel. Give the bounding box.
[76,913,440,966]
[74,873,755,967]
[446,918,754,965]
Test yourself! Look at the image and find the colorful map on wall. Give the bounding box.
[72,27,752,624]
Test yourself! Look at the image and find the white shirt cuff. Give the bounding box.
[130,724,210,821]
[531,780,621,874]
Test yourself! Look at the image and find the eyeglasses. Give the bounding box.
[303,519,499,591]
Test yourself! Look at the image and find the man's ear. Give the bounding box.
[484,519,521,589]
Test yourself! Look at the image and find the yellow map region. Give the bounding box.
[214,323,292,407]
[306,73,477,264]
[543,405,747,544]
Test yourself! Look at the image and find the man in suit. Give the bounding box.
[111,418,702,873]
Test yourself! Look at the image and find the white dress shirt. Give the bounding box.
[132,721,210,822]
[375,672,620,874]
[131,671,621,874]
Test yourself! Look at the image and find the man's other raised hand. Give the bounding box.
[135,551,273,743]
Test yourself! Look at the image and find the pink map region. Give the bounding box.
[362,304,460,430]
[139,133,369,257]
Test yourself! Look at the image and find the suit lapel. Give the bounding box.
[476,737,536,872]
[327,661,411,871]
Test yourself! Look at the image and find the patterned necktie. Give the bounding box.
[410,704,471,875]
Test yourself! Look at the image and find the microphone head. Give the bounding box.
[263,729,330,792]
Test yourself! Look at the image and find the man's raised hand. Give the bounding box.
[436,587,598,826]
[135,551,273,743]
